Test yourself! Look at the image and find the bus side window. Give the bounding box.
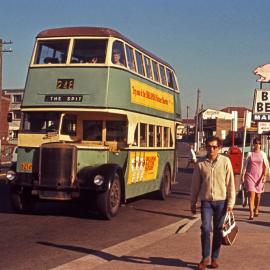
[170,128,173,147]
[166,68,174,89]
[152,60,160,82]
[83,120,102,141]
[106,120,126,142]
[156,126,162,147]
[159,65,167,86]
[144,56,153,79]
[149,124,154,147]
[135,50,145,76]
[140,123,147,147]
[164,127,169,147]
[133,124,138,146]
[111,40,127,67]
[125,45,136,71]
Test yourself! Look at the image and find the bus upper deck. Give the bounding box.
[23,27,181,122]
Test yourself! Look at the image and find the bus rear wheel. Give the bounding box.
[158,165,171,200]
[10,186,35,214]
[97,173,121,220]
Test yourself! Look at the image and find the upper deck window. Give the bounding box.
[144,56,153,79]
[135,50,145,76]
[34,40,69,64]
[159,65,167,86]
[125,45,136,71]
[111,41,127,67]
[152,61,160,83]
[166,68,174,89]
[71,39,107,64]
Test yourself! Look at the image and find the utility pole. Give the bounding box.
[194,88,201,152]
[0,38,13,153]
[186,105,189,136]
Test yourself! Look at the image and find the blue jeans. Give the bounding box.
[200,200,227,260]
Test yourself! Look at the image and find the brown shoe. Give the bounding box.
[210,259,219,268]
[198,258,209,270]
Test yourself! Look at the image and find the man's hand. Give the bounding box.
[227,207,233,212]
[191,205,197,214]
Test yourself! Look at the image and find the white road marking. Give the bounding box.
[51,217,199,270]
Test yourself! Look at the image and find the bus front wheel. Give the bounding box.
[158,165,171,200]
[97,173,121,220]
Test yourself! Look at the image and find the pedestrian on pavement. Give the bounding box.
[191,136,235,270]
[241,137,269,220]
[186,144,197,168]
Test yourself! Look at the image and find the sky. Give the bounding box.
[1,0,270,117]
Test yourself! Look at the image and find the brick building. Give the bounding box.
[0,94,10,143]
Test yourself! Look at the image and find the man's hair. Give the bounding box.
[205,136,223,147]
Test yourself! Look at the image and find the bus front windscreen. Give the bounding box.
[34,40,69,64]
[22,112,61,133]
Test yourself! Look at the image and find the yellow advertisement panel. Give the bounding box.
[128,151,159,184]
[130,79,174,113]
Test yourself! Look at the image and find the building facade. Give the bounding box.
[2,88,24,142]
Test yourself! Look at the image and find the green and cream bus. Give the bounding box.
[7,27,181,219]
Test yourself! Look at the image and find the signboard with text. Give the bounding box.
[252,89,270,121]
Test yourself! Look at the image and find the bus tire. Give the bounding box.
[10,186,35,214]
[96,173,121,220]
[158,165,171,200]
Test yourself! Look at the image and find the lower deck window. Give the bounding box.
[83,120,102,141]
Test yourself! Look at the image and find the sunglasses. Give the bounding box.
[206,145,219,149]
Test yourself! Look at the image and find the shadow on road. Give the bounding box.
[37,241,198,269]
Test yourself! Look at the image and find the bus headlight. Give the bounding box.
[93,175,104,186]
[6,170,16,181]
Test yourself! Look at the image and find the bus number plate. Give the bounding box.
[20,162,32,171]
[56,79,74,89]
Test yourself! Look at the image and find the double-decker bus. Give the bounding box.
[7,27,181,219]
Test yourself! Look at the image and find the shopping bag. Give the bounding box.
[222,212,239,246]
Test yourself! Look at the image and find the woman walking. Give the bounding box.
[242,137,269,220]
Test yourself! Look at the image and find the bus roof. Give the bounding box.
[37,27,174,70]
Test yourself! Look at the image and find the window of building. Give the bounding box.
[135,50,145,76]
[13,95,22,103]
[13,110,21,120]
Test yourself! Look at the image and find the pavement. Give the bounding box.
[50,179,270,270]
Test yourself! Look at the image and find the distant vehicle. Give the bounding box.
[11,147,18,163]
[6,27,181,219]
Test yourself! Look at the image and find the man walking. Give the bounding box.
[191,136,235,269]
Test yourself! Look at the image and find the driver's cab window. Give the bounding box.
[83,120,102,141]
[106,121,126,142]
[61,115,77,136]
